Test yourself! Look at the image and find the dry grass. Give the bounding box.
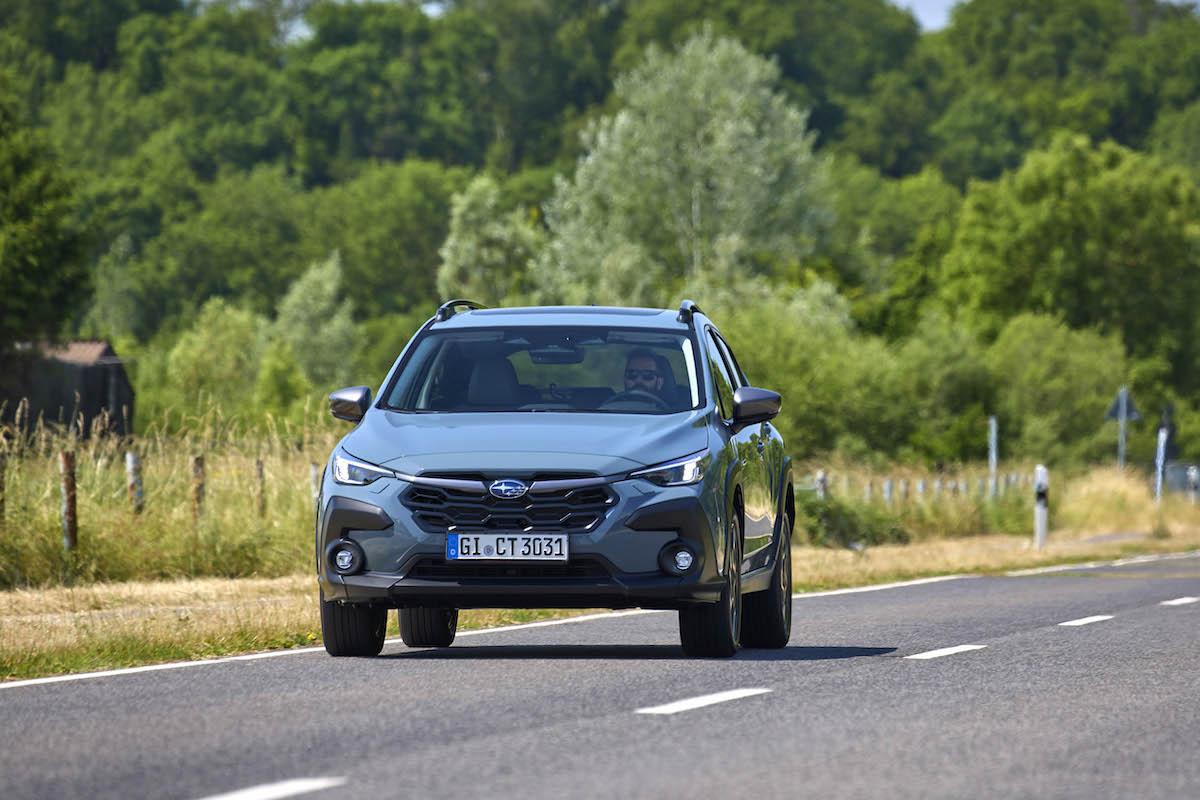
[793,467,1200,588]
[4,421,1198,681]
[0,574,602,681]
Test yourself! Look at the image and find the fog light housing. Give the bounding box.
[658,542,697,576]
[325,539,366,575]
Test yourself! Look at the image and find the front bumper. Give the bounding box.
[316,470,725,610]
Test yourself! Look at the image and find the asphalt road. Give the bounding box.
[2,552,1198,800]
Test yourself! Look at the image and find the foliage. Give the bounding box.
[437,174,543,305]
[939,135,1200,392]
[2,0,1200,467]
[271,253,356,391]
[534,28,830,306]
[164,299,264,418]
[0,85,89,353]
[985,314,1126,463]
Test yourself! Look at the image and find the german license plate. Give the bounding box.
[447,533,568,561]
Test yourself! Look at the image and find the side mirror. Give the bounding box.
[732,386,781,430]
[329,386,371,423]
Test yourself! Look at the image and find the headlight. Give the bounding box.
[332,451,396,486]
[630,451,708,486]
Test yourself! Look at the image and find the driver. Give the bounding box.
[623,349,664,397]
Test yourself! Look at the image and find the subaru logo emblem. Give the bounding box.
[489,479,528,499]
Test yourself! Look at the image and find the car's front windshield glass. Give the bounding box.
[384,327,702,414]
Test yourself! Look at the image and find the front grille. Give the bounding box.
[407,557,611,581]
[400,479,616,534]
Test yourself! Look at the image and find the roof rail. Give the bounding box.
[434,299,488,322]
[676,299,703,324]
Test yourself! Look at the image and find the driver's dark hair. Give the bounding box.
[625,347,658,367]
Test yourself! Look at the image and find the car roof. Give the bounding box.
[430,305,694,330]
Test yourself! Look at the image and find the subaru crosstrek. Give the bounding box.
[317,300,794,657]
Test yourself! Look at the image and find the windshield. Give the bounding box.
[384,327,703,414]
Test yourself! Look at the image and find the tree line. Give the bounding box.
[2,0,1200,466]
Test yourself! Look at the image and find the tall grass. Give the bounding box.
[792,461,1036,547]
[0,406,340,589]
[2,408,1196,590]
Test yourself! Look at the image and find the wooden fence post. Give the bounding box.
[191,455,205,521]
[255,458,267,516]
[125,451,144,514]
[60,451,77,551]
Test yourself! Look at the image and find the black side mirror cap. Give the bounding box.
[329,386,372,423]
[732,386,781,430]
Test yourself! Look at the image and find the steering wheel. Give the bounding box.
[600,389,672,411]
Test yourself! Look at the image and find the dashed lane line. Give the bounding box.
[1058,615,1114,627]
[1160,596,1199,606]
[635,688,772,715]
[191,777,346,800]
[904,644,987,660]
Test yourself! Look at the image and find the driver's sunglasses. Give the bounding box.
[625,369,660,381]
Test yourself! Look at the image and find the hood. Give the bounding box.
[341,409,710,476]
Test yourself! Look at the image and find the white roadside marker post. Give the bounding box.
[1034,464,1049,550]
[1154,427,1168,505]
[988,415,998,499]
[1188,466,1199,506]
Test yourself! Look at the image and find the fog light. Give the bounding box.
[658,542,697,576]
[326,539,365,575]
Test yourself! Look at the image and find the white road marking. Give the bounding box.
[635,688,772,715]
[1160,596,1199,606]
[790,574,972,599]
[1058,615,1113,627]
[451,609,663,638]
[3,578,976,691]
[904,644,987,660]
[1006,549,1200,576]
[192,777,346,800]
[4,554,1185,691]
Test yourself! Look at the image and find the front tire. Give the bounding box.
[743,512,793,648]
[400,607,459,647]
[679,514,743,658]
[320,597,387,657]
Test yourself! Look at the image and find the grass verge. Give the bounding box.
[5,520,1200,682]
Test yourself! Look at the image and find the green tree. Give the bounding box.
[165,298,264,416]
[437,175,543,305]
[533,28,830,306]
[272,253,356,391]
[253,338,313,421]
[0,0,180,72]
[0,86,89,352]
[1148,99,1200,170]
[612,0,919,145]
[938,135,1200,390]
[309,160,470,317]
[985,314,1126,463]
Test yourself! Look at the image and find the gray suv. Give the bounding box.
[317,300,794,657]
